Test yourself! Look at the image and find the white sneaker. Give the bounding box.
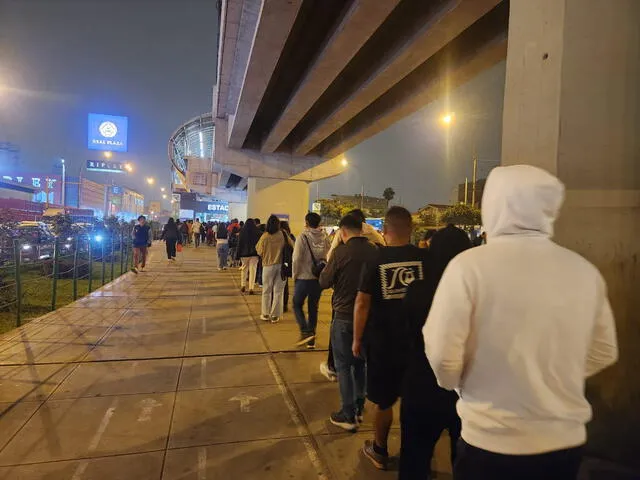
[320,362,337,382]
[260,315,270,322]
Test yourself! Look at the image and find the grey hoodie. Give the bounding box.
[292,228,330,280]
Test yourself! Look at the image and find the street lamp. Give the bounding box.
[146,177,155,185]
[103,151,113,159]
[440,112,455,126]
[60,158,66,206]
[162,194,167,199]
[124,163,133,173]
[160,187,165,192]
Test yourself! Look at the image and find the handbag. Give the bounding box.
[281,231,294,280]
[304,235,326,278]
[176,243,183,253]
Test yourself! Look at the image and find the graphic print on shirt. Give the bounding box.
[379,261,424,300]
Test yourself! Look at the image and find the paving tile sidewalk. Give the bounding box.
[0,244,453,480]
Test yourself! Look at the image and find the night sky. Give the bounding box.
[1,0,505,211]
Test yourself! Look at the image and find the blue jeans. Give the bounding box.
[293,279,321,337]
[217,243,229,268]
[331,312,366,419]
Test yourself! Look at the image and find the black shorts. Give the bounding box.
[365,343,403,410]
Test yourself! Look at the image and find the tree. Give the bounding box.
[441,204,481,227]
[383,187,395,206]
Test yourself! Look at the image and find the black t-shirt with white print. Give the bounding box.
[359,244,429,352]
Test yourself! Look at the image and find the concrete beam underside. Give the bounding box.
[215,0,244,119]
[260,0,402,154]
[227,0,302,149]
[292,0,502,156]
[502,0,640,469]
[215,119,345,182]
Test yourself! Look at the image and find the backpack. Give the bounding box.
[280,231,294,280]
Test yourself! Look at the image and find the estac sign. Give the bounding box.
[88,113,128,152]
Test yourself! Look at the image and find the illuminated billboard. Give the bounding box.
[88,113,128,152]
[86,160,127,174]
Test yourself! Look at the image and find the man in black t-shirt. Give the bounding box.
[353,206,429,470]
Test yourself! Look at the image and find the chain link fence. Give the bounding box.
[0,233,134,334]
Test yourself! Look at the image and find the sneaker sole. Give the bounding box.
[330,418,357,432]
[362,446,387,470]
[295,335,315,346]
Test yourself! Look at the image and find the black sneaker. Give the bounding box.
[306,340,316,350]
[240,286,246,293]
[356,399,365,423]
[362,440,388,470]
[329,411,357,432]
[296,334,315,347]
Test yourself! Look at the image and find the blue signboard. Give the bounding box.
[88,113,129,152]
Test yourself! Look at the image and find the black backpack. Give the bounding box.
[280,231,294,280]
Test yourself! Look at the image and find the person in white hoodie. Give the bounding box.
[292,212,331,348]
[423,165,618,480]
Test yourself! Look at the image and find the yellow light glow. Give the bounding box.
[146,177,155,185]
[103,151,113,159]
[441,112,455,125]
[341,158,348,167]
[162,194,167,199]
[160,187,165,192]
[124,163,133,172]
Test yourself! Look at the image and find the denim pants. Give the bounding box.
[293,279,321,337]
[331,312,366,419]
[261,264,286,318]
[217,243,229,268]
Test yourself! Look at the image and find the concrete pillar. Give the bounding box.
[502,0,640,468]
[246,178,309,235]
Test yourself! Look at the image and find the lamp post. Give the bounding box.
[440,112,478,206]
[60,158,66,207]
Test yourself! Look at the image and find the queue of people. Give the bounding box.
[154,164,618,479]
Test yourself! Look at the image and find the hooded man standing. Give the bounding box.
[424,165,618,480]
[292,212,330,348]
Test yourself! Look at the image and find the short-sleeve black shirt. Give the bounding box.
[359,244,429,350]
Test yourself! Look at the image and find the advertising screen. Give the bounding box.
[88,113,129,152]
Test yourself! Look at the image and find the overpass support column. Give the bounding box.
[502,0,640,468]
[246,178,309,235]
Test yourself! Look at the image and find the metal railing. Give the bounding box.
[0,233,134,334]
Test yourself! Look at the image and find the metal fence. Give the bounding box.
[0,233,134,334]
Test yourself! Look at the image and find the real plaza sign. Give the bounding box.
[87,113,129,152]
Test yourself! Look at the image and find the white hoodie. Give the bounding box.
[423,165,618,455]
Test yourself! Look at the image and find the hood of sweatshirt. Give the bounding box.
[303,228,328,248]
[482,165,565,240]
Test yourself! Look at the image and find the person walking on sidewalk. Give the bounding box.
[131,215,152,273]
[215,223,229,270]
[399,225,471,479]
[424,165,618,480]
[320,208,385,382]
[256,215,294,323]
[353,207,428,470]
[192,218,202,248]
[160,217,180,262]
[319,214,377,432]
[237,218,262,295]
[292,212,330,349]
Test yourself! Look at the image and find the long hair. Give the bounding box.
[429,225,472,283]
[266,215,280,235]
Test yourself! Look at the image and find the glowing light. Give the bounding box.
[103,151,113,159]
[22,245,31,251]
[440,112,455,126]
[199,131,204,158]
[160,187,165,192]
[162,194,167,199]
[94,235,103,242]
[341,158,348,167]
[146,177,155,185]
[124,163,133,172]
